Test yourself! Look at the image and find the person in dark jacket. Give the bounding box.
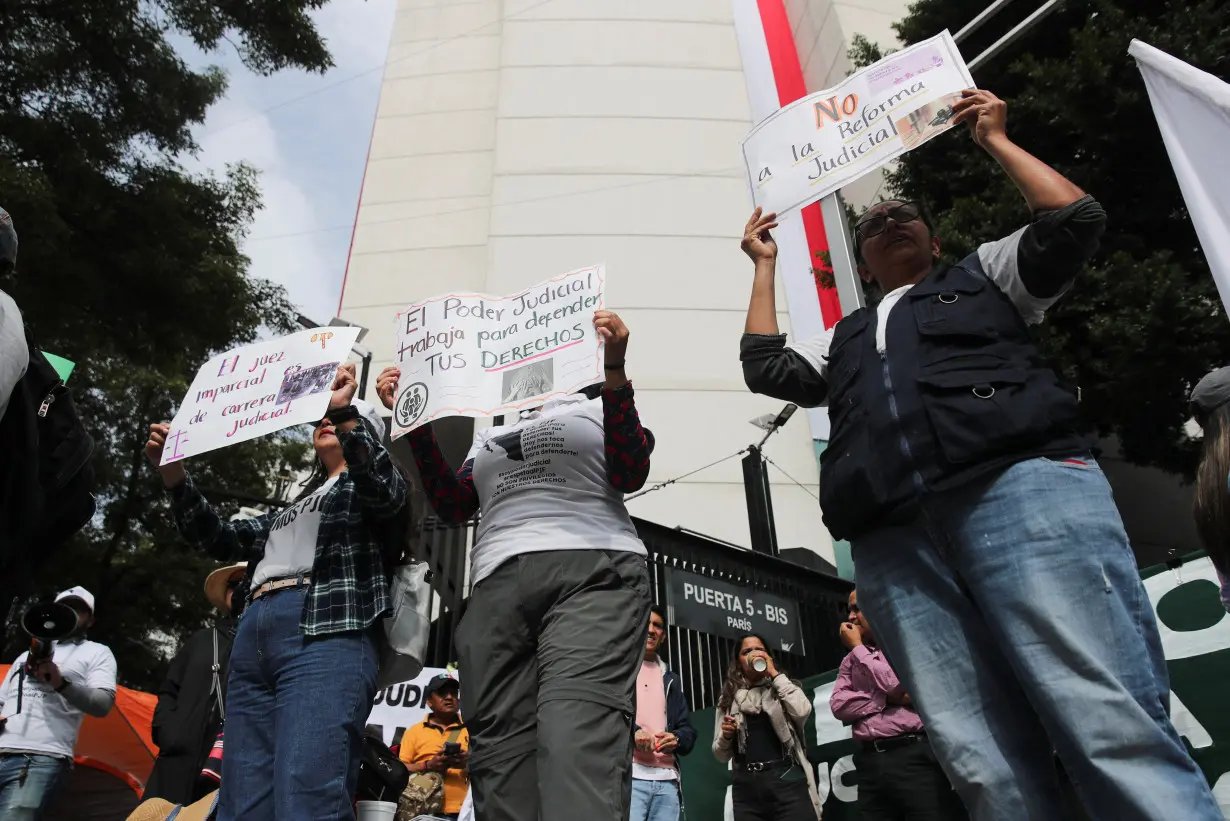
[630,606,695,821]
[738,88,1220,821]
[145,563,246,804]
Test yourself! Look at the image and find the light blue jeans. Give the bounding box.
[218,587,379,821]
[852,456,1222,821]
[629,778,680,821]
[0,753,71,820]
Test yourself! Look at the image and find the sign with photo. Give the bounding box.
[390,265,606,438]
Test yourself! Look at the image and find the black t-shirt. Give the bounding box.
[738,712,784,763]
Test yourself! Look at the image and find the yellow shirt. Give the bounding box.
[398,717,470,814]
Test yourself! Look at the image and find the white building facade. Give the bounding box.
[338,0,907,568]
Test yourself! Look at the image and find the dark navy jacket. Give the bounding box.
[741,196,1106,541]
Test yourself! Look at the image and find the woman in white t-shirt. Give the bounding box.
[146,365,408,821]
[377,310,653,821]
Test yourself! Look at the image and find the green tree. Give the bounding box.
[862,0,1230,476]
[0,0,337,688]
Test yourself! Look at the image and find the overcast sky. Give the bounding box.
[184,0,398,325]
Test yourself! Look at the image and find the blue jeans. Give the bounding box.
[629,778,680,821]
[218,587,378,821]
[852,456,1222,821]
[0,754,71,820]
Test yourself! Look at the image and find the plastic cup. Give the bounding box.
[355,801,398,821]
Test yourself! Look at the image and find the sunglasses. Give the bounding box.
[854,202,922,242]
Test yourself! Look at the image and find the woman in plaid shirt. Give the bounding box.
[146,364,407,821]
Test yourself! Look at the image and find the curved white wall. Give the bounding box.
[340,0,833,562]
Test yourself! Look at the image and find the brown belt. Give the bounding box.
[250,574,311,602]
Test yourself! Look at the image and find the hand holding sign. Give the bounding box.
[376,366,401,411]
[951,88,1008,149]
[145,422,186,489]
[329,363,359,412]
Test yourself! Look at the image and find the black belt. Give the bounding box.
[735,757,792,773]
[856,731,928,754]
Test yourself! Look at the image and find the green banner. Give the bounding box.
[680,553,1230,819]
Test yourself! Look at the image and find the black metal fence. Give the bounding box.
[416,515,853,711]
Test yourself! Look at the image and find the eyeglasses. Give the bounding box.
[854,202,922,242]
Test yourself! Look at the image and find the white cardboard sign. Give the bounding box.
[742,31,974,216]
[390,265,606,438]
[161,326,361,465]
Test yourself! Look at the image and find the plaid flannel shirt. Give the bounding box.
[169,421,407,637]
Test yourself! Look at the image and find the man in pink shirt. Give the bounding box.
[630,606,695,821]
[831,590,966,820]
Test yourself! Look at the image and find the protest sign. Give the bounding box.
[366,667,454,748]
[160,326,362,465]
[390,265,605,438]
[741,31,974,216]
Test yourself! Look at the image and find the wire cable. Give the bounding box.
[623,448,748,502]
[762,454,820,503]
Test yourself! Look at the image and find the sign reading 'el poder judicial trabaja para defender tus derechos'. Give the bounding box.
[160,326,362,465]
[665,566,805,656]
[389,265,606,438]
[742,30,974,217]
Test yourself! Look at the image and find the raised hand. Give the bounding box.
[145,422,187,488]
[741,207,779,264]
[329,363,359,410]
[593,310,630,365]
[376,366,400,411]
[951,88,1008,149]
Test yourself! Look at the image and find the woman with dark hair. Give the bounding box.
[145,364,408,821]
[375,310,653,821]
[713,635,820,821]
[1190,367,1230,613]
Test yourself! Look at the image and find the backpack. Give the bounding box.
[356,728,410,803]
[0,329,95,563]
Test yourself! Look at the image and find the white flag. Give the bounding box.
[1130,39,1230,317]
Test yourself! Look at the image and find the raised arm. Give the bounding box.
[407,425,480,525]
[593,310,652,493]
[738,211,831,406]
[146,423,269,560]
[377,366,479,525]
[955,89,1107,302]
[953,89,1086,214]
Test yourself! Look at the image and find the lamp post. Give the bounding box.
[743,404,798,556]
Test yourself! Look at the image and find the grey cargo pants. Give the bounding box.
[456,549,651,821]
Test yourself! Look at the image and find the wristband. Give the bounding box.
[604,361,626,371]
[326,405,361,425]
[55,679,71,694]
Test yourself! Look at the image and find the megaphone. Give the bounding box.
[22,601,79,665]
[22,601,79,643]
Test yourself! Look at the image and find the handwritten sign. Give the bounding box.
[160,326,362,465]
[390,265,606,437]
[742,31,974,216]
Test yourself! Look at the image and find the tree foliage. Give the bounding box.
[863,0,1230,476]
[0,0,336,688]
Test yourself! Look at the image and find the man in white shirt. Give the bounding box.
[0,586,118,819]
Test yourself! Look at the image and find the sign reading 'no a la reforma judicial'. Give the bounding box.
[742,30,975,216]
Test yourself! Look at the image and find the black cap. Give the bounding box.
[424,673,459,699]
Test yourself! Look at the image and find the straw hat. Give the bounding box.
[204,563,247,612]
[126,791,218,821]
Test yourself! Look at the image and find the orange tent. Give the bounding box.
[1,663,158,819]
